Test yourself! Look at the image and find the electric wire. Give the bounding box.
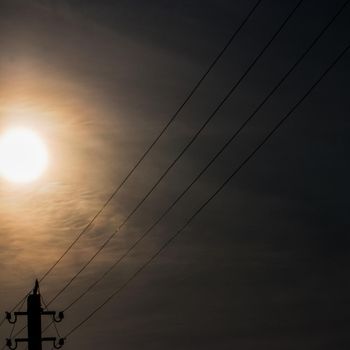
[1,298,27,350]
[2,0,262,320]
[3,0,349,344]
[57,0,349,314]
[38,0,262,284]
[45,0,303,308]
[1,294,62,350]
[40,296,61,339]
[9,298,26,338]
[64,38,350,339]
[0,294,29,329]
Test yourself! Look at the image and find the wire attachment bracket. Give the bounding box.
[5,337,65,350]
[5,339,16,350]
[53,338,65,349]
[42,311,64,323]
[5,312,16,324]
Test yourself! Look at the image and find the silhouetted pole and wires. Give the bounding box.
[5,281,64,350]
[64,36,350,341]
[0,0,263,325]
[45,0,303,309]
[2,0,349,347]
[46,0,347,313]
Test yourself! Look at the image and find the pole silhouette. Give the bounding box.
[5,280,65,350]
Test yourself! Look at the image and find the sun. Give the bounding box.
[0,128,48,183]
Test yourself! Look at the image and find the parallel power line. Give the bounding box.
[64,38,350,341]
[6,0,349,344]
[0,294,29,329]
[1,0,262,326]
[57,0,349,315]
[41,296,61,339]
[38,0,263,283]
[44,0,349,319]
[1,299,26,350]
[44,0,304,308]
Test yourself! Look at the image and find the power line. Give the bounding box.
[37,0,262,285]
[0,294,29,329]
[3,0,261,326]
[2,296,62,349]
[1,0,262,334]
[40,296,61,339]
[9,298,26,339]
[45,0,303,307]
[0,297,27,350]
[64,38,350,340]
[2,326,26,350]
[58,0,349,314]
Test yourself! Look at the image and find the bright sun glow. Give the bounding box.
[0,128,48,183]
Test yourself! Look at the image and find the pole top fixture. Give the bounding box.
[33,279,39,295]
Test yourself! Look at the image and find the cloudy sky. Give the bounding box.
[0,0,349,349]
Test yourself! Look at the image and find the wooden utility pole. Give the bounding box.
[5,280,64,350]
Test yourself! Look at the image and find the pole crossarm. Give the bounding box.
[6,310,63,324]
[4,280,65,350]
[6,337,64,350]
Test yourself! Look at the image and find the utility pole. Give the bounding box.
[5,280,65,350]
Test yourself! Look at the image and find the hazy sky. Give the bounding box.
[0,0,349,349]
